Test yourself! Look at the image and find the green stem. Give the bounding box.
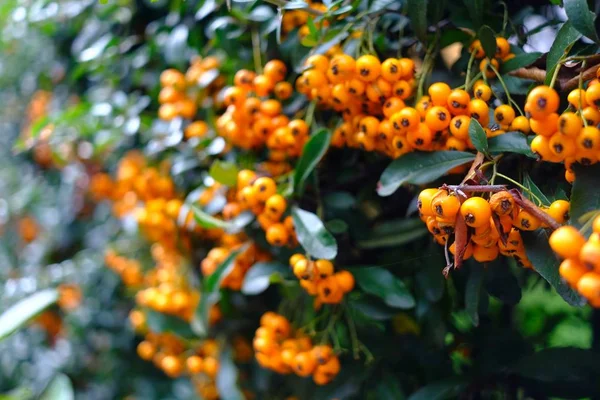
[579,60,588,126]
[496,172,543,206]
[488,63,524,116]
[251,28,263,74]
[464,51,477,88]
[305,99,317,128]
[549,62,561,89]
[344,303,360,360]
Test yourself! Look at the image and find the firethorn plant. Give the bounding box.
[5,0,600,398]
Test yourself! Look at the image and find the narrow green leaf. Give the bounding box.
[407,0,428,42]
[192,205,229,229]
[465,265,484,326]
[356,218,428,249]
[502,52,542,73]
[209,160,239,186]
[522,230,585,306]
[564,0,600,43]
[241,262,289,295]
[293,129,331,195]
[40,374,74,400]
[408,378,467,400]
[369,0,396,13]
[0,289,59,341]
[570,164,600,228]
[292,207,338,260]
[378,151,476,196]
[216,346,244,400]
[546,21,581,75]
[523,173,550,206]
[348,267,415,309]
[478,25,497,58]
[144,309,196,339]
[468,119,488,155]
[487,132,536,157]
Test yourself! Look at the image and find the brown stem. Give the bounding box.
[508,67,546,83]
[461,152,485,185]
[508,189,561,230]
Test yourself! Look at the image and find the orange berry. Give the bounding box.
[263,59,287,83]
[526,85,559,119]
[355,55,381,82]
[460,197,492,228]
[559,259,589,287]
[428,82,452,106]
[425,106,451,131]
[549,226,586,259]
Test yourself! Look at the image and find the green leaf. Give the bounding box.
[192,248,244,336]
[408,378,466,400]
[439,28,472,48]
[570,164,600,227]
[348,267,415,309]
[292,207,338,260]
[241,262,289,295]
[416,244,446,303]
[523,173,550,206]
[376,371,406,399]
[40,374,73,400]
[283,0,310,10]
[368,0,396,13]
[378,151,476,196]
[144,309,196,339]
[511,347,600,386]
[407,0,428,42]
[209,160,238,186]
[0,289,59,341]
[478,25,497,58]
[191,205,253,233]
[484,259,522,305]
[564,0,600,43]
[487,132,535,157]
[465,265,484,326]
[356,218,428,249]
[546,21,581,75]
[462,0,483,29]
[293,129,331,195]
[216,346,244,400]
[522,230,585,307]
[347,295,397,321]
[468,119,488,155]
[502,52,542,73]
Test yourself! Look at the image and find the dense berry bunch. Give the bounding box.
[158,56,223,121]
[551,215,600,306]
[418,188,569,267]
[253,312,341,385]
[527,78,600,183]
[289,254,355,305]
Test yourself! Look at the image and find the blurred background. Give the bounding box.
[0,1,594,399]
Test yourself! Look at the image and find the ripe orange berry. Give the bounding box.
[292,352,317,377]
[546,200,570,224]
[407,123,433,150]
[473,244,499,263]
[381,58,403,82]
[428,82,452,106]
[415,96,431,118]
[392,80,412,99]
[266,223,289,246]
[390,107,420,133]
[274,81,293,100]
[526,85,559,119]
[335,270,355,292]
[559,259,589,288]
[585,82,600,108]
[576,126,600,151]
[489,191,515,216]
[253,74,275,96]
[186,355,204,374]
[510,115,530,134]
[494,104,516,125]
[263,59,287,83]
[582,106,600,126]
[549,226,586,259]
[495,37,510,58]
[137,341,155,361]
[468,99,490,126]
[460,197,492,228]
[425,106,451,131]
[432,191,461,219]
[580,241,600,271]
[567,88,587,109]
[447,89,470,115]
[549,133,576,159]
[577,272,600,306]
[314,259,334,278]
[594,215,600,234]
[449,115,471,140]
[161,355,183,377]
[515,209,541,231]
[264,194,287,220]
[418,188,438,217]
[253,177,277,202]
[469,40,485,58]
[289,253,306,268]
[558,112,582,137]
[479,58,499,79]
[234,69,256,88]
[356,55,381,82]
[474,83,492,102]
[304,54,329,72]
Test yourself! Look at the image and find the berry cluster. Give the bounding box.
[418,188,568,267]
[158,56,223,121]
[233,170,298,247]
[527,79,600,183]
[469,37,515,78]
[253,312,341,385]
[289,254,355,305]
[201,242,271,291]
[551,216,600,306]
[216,60,306,167]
